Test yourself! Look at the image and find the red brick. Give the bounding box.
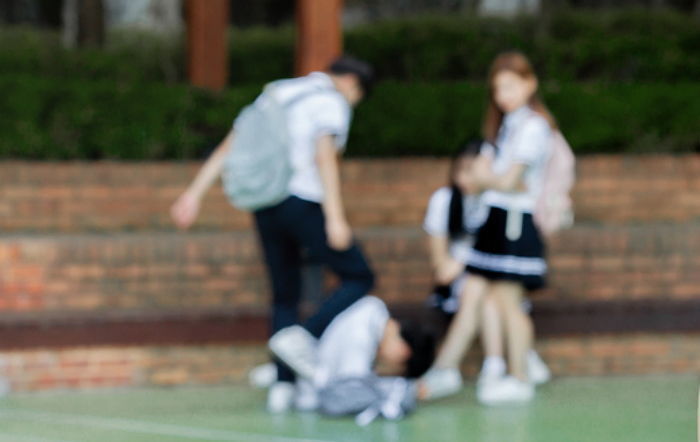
[0,333,695,392]
[3,156,700,231]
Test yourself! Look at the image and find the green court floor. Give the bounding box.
[0,375,696,442]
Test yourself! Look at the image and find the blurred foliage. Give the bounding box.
[2,10,698,84]
[0,75,697,159]
[343,10,700,83]
[0,9,698,159]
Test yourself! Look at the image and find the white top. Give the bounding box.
[423,187,489,264]
[314,296,390,388]
[267,72,352,203]
[481,106,552,213]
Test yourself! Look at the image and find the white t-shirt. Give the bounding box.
[267,72,352,203]
[314,296,389,388]
[423,187,489,264]
[482,106,552,213]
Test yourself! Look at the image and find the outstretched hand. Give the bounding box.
[326,217,353,251]
[170,191,201,230]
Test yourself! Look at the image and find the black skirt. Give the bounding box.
[466,206,547,291]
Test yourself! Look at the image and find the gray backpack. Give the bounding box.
[319,376,417,426]
[221,82,291,211]
[222,81,330,212]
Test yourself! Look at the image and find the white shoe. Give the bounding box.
[477,356,506,386]
[294,379,319,412]
[249,363,277,389]
[420,367,463,400]
[267,382,295,413]
[527,351,551,385]
[478,376,534,406]
[477,370,503,389]
[268,325,318,380]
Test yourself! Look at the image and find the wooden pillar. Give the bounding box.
[295,0,343,77]
[186,0,229,91]
[77,0,105,47]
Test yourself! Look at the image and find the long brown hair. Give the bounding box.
[482,51,557,143]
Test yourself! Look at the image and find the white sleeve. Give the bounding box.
[511,118,551,166]
[315,297,389,385]
[310,93,352,151]
[480,141,497,158]
[423,188,451,237]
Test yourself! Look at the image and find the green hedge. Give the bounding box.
[1,75,697,159]
[0,74,258,160]
[0,28,185,85]
[2,9,697,159]
[2,9,699,85]
[235,9,700,83]
[351,81,700,156]
[345,10,700,83]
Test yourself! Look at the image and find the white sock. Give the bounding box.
[481,356,506,377]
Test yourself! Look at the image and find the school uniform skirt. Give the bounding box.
[466,206,547,291]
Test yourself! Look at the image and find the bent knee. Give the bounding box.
[360,269,376,292]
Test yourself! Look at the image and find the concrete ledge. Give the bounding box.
[1,299,698,350]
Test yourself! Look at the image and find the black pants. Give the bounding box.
[254,196,375,382]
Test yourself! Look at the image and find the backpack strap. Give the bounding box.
[265,81,340,111]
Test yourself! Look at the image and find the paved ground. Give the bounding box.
[0,375,696,442]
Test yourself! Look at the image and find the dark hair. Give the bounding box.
[328,55,375,96]
[447,139,483,239]
[399,320,436,379]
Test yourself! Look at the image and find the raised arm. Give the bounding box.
[170,129,234,230]
[316,134,352,251]
[476,118,551,193]
[473,154,527,193]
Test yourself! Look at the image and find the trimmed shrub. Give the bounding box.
[2,10,698,84]
[0,75,697,159]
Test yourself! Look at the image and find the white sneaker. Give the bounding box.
[420,367,463,400]
[249,363,277,389]
[294,379,319,412]
[268,325,318,380]
[478,376,534,406]
[477,356,506,386]
[267,382,295,413]
[527,351,551,385]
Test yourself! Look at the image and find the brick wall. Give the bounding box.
[1,225,698,316]
[0,345,267,392]
[0,333,697,392]
[1,156,698,392]
[3,156,700,233]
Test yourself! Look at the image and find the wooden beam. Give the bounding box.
[391,299,700,338]
[0,308,268,350]
[186,0,229,91]
[1,299,699,350]
[295,0,343,76]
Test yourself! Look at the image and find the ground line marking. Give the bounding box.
[0,409,332,442]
